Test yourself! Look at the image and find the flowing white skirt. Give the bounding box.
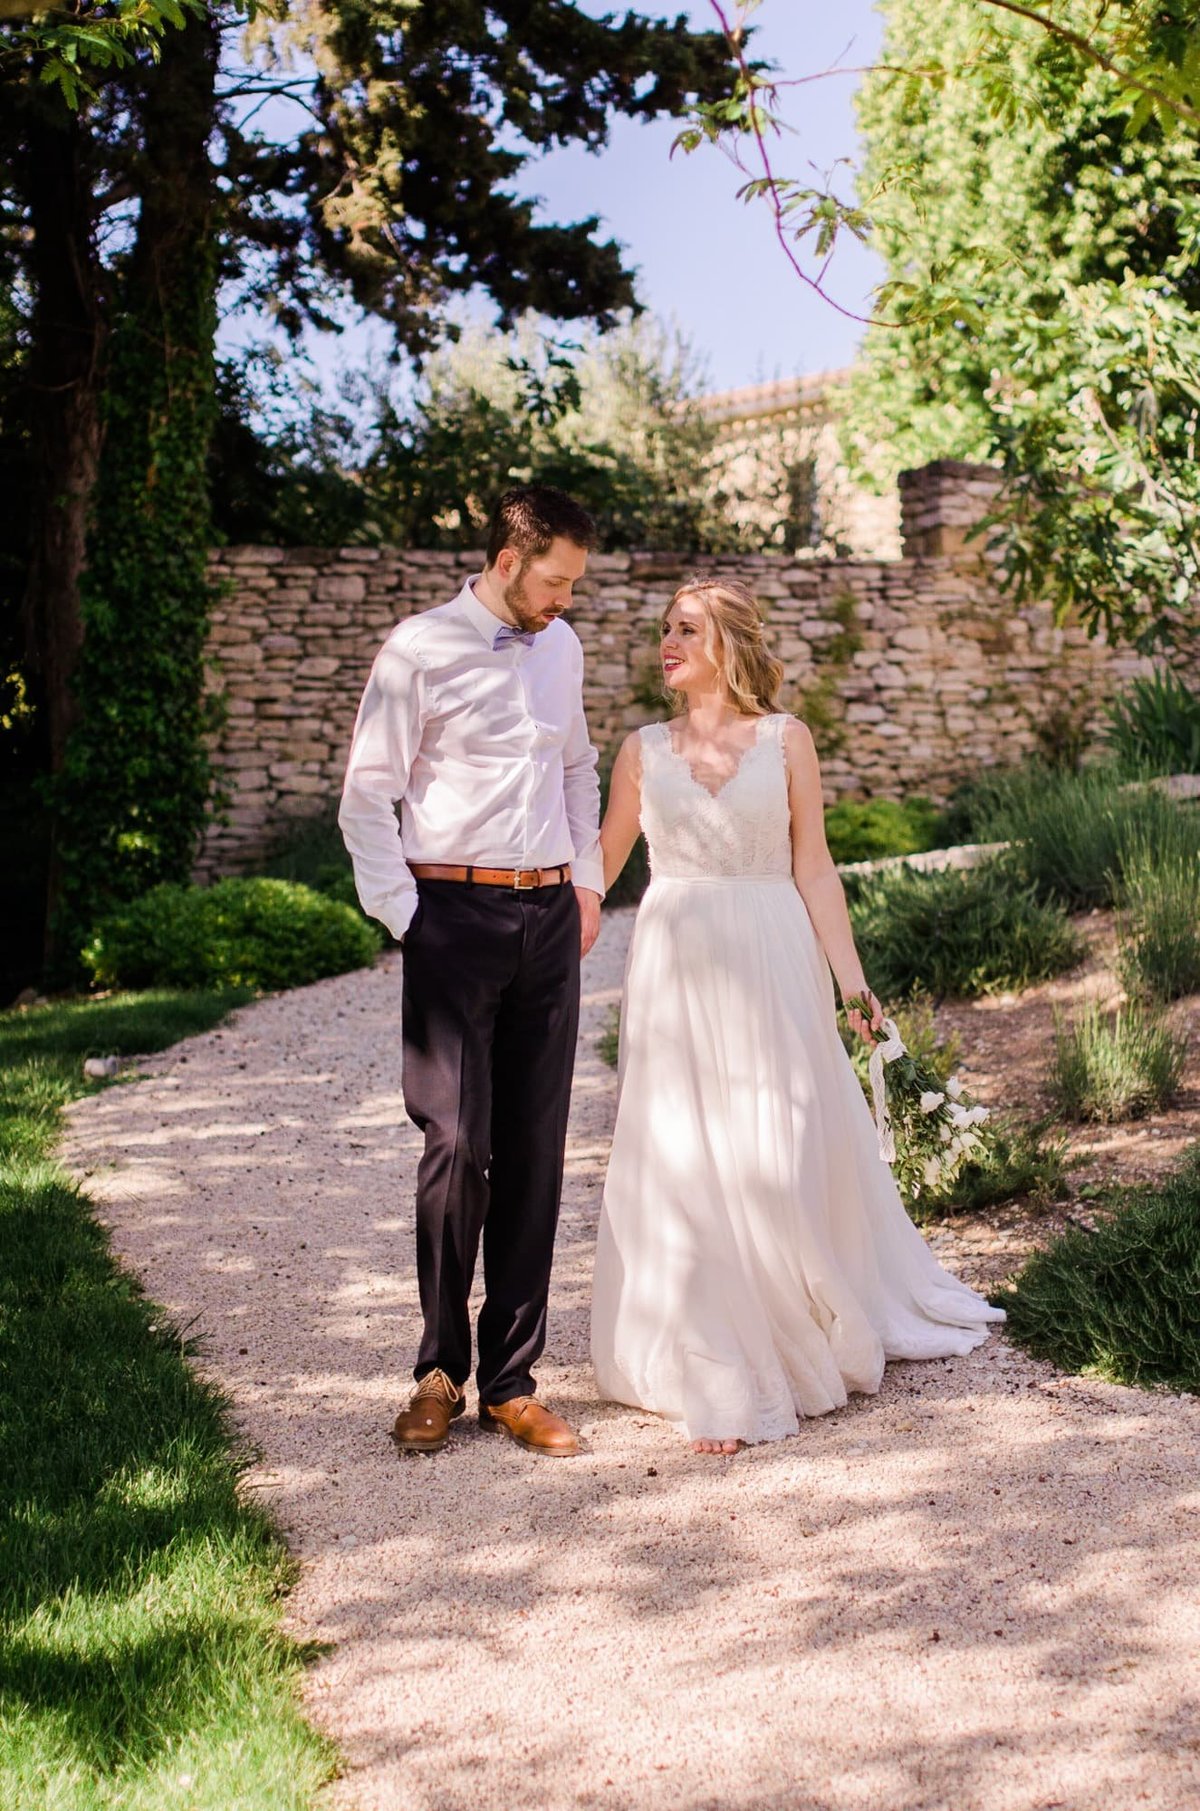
[591,875,1005,1444]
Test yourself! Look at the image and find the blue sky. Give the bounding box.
[220,1,887,409]
[513,1,886,389]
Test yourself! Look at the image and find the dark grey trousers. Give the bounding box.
[399,879,580,1405]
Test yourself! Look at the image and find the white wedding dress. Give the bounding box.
[591,714,1005,1444]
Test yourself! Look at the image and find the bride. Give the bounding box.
[591,575,1004,1455]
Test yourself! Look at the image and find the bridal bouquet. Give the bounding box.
[843,994,992,1208]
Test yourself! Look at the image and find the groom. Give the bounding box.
[339,486,604,1457]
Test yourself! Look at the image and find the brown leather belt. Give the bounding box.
[410,862,572,890]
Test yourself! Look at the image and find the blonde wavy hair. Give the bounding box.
[665,574,784,716]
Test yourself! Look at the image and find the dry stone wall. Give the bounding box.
[196,462,1164,880]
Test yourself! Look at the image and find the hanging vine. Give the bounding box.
[50,10,222,972]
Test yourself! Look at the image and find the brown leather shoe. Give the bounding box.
[392,1369,466,1454]
[478,1395,580,1456]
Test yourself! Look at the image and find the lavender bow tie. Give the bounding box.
[493,624,536,650]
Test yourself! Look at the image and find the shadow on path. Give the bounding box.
[63,914,1200,1811]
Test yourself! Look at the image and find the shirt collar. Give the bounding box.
[456,577,512,649]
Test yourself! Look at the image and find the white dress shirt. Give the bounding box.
[338,579,605,940]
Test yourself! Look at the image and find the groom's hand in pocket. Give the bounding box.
[575,887,601,959]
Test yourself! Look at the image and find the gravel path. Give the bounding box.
[64,908,1200,1811]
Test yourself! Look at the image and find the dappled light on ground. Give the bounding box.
[63,914,1200,1811]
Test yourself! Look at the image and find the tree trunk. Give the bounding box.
[49,10,221,970]
[21,102,103,774]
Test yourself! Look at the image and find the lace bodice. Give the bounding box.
[638,714,794,880]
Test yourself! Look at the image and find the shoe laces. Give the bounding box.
[412,1369,460,1406]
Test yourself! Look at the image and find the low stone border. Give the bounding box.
[837,840,1010,880]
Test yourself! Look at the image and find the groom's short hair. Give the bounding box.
[485,485,598,568]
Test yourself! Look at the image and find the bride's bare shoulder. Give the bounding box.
[777,714,816,756]
[624,720,666,759]
[612,726,647,780]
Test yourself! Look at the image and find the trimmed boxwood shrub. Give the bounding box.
[824,796,940,865]
[82,877,383,993]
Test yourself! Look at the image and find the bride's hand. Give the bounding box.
[844,986,884,1048]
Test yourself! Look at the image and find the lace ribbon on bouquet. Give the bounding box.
[866,1017,907,1164]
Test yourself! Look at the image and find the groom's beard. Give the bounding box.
[502,563,558,635]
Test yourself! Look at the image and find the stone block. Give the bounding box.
[892,626,933,652]
[283,773,333,796]
[316,574,367,604]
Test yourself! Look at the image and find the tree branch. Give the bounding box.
[704,0,879,325]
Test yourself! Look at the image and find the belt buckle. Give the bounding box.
[512,868,538,891]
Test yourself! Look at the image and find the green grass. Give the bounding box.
[996,1145,1200,1391]
[1048,1001,1187,1123]
[597,1006,621,1069]
[0,991,336,1809]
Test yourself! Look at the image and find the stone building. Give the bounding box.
[697,371,901,561]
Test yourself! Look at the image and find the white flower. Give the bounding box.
[938,1123,952,1143]
[946,1076,963,1099]
[948,1102,969,1127]
[923,1157,942,1188]
[919,1090,945,1114]
[967,1105,990,1126]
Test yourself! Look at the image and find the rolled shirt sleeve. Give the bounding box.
[562,635,605,897]
[338,632,424,941]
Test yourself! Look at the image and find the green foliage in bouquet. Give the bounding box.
[1116,832,1200,1004]
[841,992,960,1084]
[1049,1003,1187,1123]
[848,856,1084,1000]
[844,994,992,1211]
[824,796,941,865]
[842,997,1065,1220]
[996,1146,1200,1393]
[915,1118,1072,1224]
[83,878,382,994]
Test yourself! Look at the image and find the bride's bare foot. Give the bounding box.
[691,1437,743,1455]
